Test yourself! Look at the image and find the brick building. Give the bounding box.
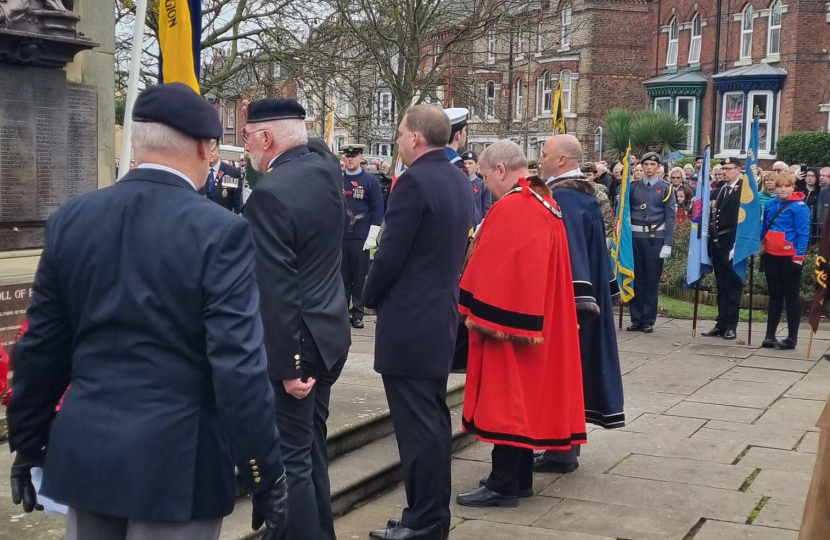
[645,0,830,163]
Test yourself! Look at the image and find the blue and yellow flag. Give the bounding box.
[732,117,762,281]
[611,148,635,302]
[686,146,713,286]
[158,0,201,92]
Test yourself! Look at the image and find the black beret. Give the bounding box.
[641,152,662,164]
[132,83,222,140]
[528,160,538,169]
[247,98,306,123]
[723,157,743,168]
[461,150,478,161]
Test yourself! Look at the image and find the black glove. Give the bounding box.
[10,451,45,513]
[252,471,288,540]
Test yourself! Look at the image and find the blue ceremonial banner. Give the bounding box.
[611,147,635,302]
[686,146,713,287]
[732,117,762,282]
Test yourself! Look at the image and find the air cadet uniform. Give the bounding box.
[461,150,492,226]
[340,144,385,329]
[627,152,676,333]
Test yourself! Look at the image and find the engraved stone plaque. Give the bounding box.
[0,63,97,250]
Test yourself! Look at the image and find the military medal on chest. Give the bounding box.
[352,181,365,200]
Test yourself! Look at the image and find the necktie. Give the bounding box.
[206,169,214,196]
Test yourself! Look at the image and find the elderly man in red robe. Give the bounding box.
[456,139,586,508]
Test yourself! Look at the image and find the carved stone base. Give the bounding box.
[0,28,95,68]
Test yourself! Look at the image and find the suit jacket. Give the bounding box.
[203,161,244,213]
[245,139,351,381]
[709,178,743,257]
[363,149,473,379]
[7,167,283,522]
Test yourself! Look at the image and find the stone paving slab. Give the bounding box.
[542,472,762,523]
[450,520,614,540]
[624,391,686,416]
[663,401,763,423]
[694,520,799,540]
[621,413,706,438]
[586,429,748,464]
[753,340,830,361]
[532,499,700,540]
[753,397,824,433]
[720,366,804,386]
[740,355,817,373]
[739,447,817,474]
[747,469,812,501]
[685,343,755,359]
[623,356,735,396]
[692,420,805,450]
[686,379,789,409]
[609,454,755,490]
[786,375,830,401]
[753,498,805,531]
[798,431,820,453]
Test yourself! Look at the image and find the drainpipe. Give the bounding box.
[710,0,723,149]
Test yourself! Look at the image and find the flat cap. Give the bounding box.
[723,156,743,168]
[132,83,222,140]
[461,150,478,161]
[444,107,469,127]
[641,152,662,165]
[247,98,306,123]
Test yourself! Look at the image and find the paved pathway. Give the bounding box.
[335,316,830,540]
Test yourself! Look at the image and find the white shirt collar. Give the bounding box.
[728,178,740,190]
[210,161,221,176]
[136,163,197,191]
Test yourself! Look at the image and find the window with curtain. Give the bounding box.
[537,71,552,115]
[561,70,572,113]
[561,4,572,47]
[689,14,702,64]
[721,92,744,151]
[740,5,754,59]
[767,1,781,56]
[486,81,495,119]
[676,97,695,153]
[666,18,679,66]
[748,91,773,153]
[515,79,524,120]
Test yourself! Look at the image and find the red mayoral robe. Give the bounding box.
[459,179,587,451]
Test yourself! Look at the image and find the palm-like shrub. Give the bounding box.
[604,109,689,160]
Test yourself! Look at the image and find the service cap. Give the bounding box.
[340,144,366,156]
[444,107,469,127]
[723,156,743,169]
[461,150,478,162]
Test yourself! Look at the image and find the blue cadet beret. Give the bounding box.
[723,156,743,168]
[132,83,222,140]
[247,98,306,123]
[461,150,478,161]
[641,152,662,165]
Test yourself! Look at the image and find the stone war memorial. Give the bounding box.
[0,0,113,352]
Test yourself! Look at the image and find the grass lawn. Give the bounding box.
[656,295,768,322]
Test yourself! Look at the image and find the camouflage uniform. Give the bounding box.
[594,183,614,241]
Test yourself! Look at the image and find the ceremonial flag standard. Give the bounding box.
[325,96,337,149]
[391,155,406,191]
[686,146,713,286]
[732,117,762,281]
[158,0,201,92]
[611,148,635,302]
[809,212,830,332]
[552,77,567,135]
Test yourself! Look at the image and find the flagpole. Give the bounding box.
[692,284,700,337]
[748,255,754,346]
[118,0,148,180]
[619,302,624,330]
[808,331,814,358]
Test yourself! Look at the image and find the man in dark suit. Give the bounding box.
[703,156,745,340]
[203,139,245,213]
[243,98,351,540]
[6,83,287,540]
[364,104,473,540]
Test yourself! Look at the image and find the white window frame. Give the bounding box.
[536,71,552,116]
[377,143,391,157]
[374,91,394,126]
[515,79,524,121]
[518,27,526,57]
[272,63,282,79]
[653,97,672,113]
[675,96,696,153]
[747,90,774,155]
[689,14,702,64]
[720,91,745,153]
[335,136,346,152]
[740,5,754,60]
[487,28,496,64]
[536,22,543,55]
[561,70,572,113]
[486,81,496,119]
[299,90,315,119]
[767,1,782,57]
[561,4,572,48]
[666,18,679,66]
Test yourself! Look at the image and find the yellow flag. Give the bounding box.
[325,96,337,148]
[552,76,567,135]
[158,0,200,92]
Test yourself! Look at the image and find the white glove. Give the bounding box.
[606,237,612,249]
[660,245,672,259]
[363,225,381,251]
[793,259,803,266]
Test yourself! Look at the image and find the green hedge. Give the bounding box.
[661,220,819,309]
[775,132,830,168]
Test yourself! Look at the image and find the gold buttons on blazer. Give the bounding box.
[254,477,261,483]
[249,459,257,465]
[252,465,259,471]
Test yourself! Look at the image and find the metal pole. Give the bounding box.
[618,302,624,330]
[692,283,700,337]
[748,254,754,346]
[118,0,148,180]
[808,331,815,358]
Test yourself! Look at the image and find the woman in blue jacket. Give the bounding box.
[761,172,811,350]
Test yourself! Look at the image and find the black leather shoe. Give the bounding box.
[776,338,797,350]
[456,486,518,508]
[351,319,365,329]
[642,325,654,334]
[369,523,444,540]
[384,521,448,540]
[626,323,643,332]
[702,327,725,337]
[762,337,778,348]
[722,330,737,340]
[532,454,579,473]
[478,478,533,498]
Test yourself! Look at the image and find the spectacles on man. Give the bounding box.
[670,175,682,180]
[242,128,268,143]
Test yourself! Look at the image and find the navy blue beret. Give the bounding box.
[461,150,478,161]
[641,152,662,164]
[247,98,306,123]
[132,83,222,140]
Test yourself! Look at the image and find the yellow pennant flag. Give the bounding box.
[158,0,200,92]
[325,96,337,148]
[552,76,567,135]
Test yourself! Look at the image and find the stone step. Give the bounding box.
[219,403,474,540]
